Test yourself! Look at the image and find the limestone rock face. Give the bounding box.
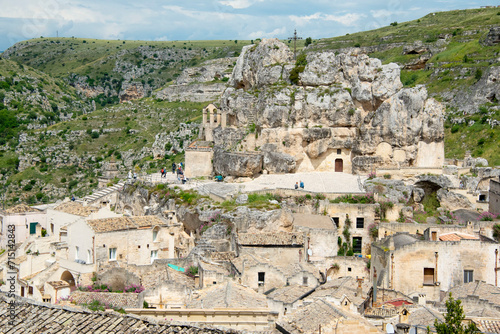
[230,38,293,90]
[437,189,474,211]
[213,149,262,177]
[229,207,294,233]
[215,39,445,175]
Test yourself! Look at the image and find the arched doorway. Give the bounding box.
[61,270,76,291]
[335,159,343,172]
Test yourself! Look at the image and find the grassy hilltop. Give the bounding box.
[0,7,498,206]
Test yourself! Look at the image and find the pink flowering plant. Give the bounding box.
[124,284,145,293]
[480,211,496,221]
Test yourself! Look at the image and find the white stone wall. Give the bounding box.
[185,150,214,177]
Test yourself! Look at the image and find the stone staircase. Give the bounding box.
[77,182,125,204]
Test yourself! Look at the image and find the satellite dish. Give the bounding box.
[307,249,312,256]
[386,324,395,334]
[409,327,416,334]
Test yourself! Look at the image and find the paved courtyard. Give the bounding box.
[146,171,366,195]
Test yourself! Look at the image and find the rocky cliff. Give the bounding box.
[213,38,445,175]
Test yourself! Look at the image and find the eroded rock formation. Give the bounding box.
[212,38,445,175]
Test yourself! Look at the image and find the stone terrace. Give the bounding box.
[0,293,238,333]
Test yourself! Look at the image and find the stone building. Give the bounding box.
[199,104,227,142]
[371,232,499,302]
[490,177,500,215]
[0,204,47,248]
[325,203,379,256]
[67,216,193,267]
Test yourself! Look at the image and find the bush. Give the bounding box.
[390,21,398,26]
[451,125,460,133]
[304,37,312,46]
[475,69,483,81]
[68,180,78,189]
[91,131,100,139]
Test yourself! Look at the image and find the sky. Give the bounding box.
[0,0,498,51]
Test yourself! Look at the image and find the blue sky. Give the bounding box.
[0,0,497,51]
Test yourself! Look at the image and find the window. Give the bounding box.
[75,246,79,260]
[28,286,33,295]
[464,270,474,283]
[153,228,158,242]
[87,250,92,264]
[150,250,158,263]
[303,276,308,285]
[258,272,265,286]
[353,237,362,253]
[29,222,38,235]
[50,223,54,234]
[356,218,364,229]
[431,231,437,241]
[478,194,486,202]
[331,217,339,228]
[337,149,341,155]
[109,248,117,261]
[423,268,435,285]
[43,297,51,303]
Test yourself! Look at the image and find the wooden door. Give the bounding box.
[335,159,343,172]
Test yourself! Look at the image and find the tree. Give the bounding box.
[434,293,479,334]
[304,37,312,47]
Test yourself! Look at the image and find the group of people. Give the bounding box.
[127,170,137,180]
[160,162,188,184]
[294,180,305,189]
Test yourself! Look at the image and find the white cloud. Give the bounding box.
[218,0,263,9]
[370,9,393,19]
[247,27,286,40]
[324,13,364,26]
[289,12,322,26]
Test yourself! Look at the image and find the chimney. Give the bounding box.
[357,277,363,296]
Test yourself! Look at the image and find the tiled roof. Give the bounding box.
[187,281,268,309]
[54,201,97,217]
[447,281,500,307]
[199,261,228,275]
[266,285,313,304]
[473,319,500,333]
[87,216,166,233]
[237,232,304,246]
[3,204,43,214]
[70,291,141,309]
[308,277,371,306]
[210,252,236,261]
[408,306,444,328]
[439,232,479,241]
[0,293,236,333]
[292,213,336,230]
[277,299,348,333]
[364,307,399,318]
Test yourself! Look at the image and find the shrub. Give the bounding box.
[304,37,312,46]
[475,69,483,81]
[451,125,460,133]
[390,21,398,26]
[91,131,100,139]
[480,212,496,221]
[124,284,145,293]
[68,180,78,189]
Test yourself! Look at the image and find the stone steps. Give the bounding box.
[77,182,125,204]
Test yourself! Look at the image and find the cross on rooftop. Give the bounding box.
[288,29,302,60]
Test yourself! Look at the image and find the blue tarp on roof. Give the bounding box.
[168,264,185,272]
